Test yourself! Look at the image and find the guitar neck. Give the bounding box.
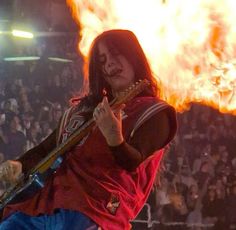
[27,79,149,176]
[28,97,118,175]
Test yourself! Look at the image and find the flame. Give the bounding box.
[67,0,236,114]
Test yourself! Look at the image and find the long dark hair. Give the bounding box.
[74,29,159,108]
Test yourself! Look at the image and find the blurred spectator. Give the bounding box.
[186,184,199,212]
[155,177,171,208]
[28,84,45,114]
[224,182,236,229]
[201,183,225,229]
[194,162,212,190]
[40,122,53,141]
[160,192,188,230]
[1,115,26,160]
[1,100,17,123]
[173,165,197,190]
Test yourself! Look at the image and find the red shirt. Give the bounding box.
[4,97,177,230]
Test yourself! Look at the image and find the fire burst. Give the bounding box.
[67,0,236,114]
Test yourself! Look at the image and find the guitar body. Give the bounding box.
[0,170,51,210]
[0,156,63,210]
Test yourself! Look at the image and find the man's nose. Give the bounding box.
[105,57,116,73]
[107,55,115,67]
[107,61,115,68]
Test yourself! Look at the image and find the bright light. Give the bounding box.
[12,30,34,39]
[67,0,236,114]
[4,56,40,61]
[48,57,73,63]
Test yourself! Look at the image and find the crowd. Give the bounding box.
[0,35,235,229]
[0,34,83,164]
[134,104,236,229]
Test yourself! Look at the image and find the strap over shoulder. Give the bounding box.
[130,100,171,138]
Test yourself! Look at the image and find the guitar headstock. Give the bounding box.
[112,79,150,107]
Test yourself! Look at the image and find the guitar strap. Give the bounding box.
[130,101,169,138]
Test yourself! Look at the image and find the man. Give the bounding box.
[0,29,177,229]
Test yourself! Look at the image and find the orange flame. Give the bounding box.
[67,0,236,114]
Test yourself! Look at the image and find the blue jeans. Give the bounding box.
[0,209,98,230]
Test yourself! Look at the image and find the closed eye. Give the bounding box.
[98,54,106,64]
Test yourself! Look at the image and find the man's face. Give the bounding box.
[97,41,135,94]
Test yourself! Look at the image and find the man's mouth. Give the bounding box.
[109,69,122,77]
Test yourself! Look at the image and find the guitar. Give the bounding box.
[0,79,150,210]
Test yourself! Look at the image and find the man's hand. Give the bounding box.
[93,97,125,146]
[0,160,22,185]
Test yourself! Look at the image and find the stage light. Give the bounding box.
[4,56,40,61]
[12,30,34,39]
[48,57,73,63]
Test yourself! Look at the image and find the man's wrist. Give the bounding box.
[106,136,124,147]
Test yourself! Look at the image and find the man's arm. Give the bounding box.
[17,130,57,174]
[110,110,175,171]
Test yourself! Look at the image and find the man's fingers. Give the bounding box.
[102,96,111,113]
[113,104,125,118]
[0,161,22,184]
[94,97,125,122]
[12,161,22,178]
[115,109,122,121]
[103,97,126,114]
